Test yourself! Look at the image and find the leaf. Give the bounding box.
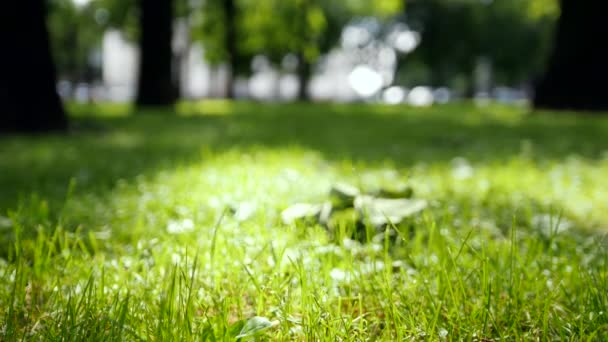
[229,202,257,222]
[318,202,333,226]
[355,196,427,227]
[281,203,322,225]
[329,182,360,208]
[236,316,278,339]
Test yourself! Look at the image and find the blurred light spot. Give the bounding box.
[309,76,335,101]
[74,83,90,103]
[251,55,270,72]
[95,8,109,25]
[493,86,528,104]
[379,69,394,87]
[166,219,195,234]
[378,47,397,67]
[474,92,491,107]
[382,86,406,104]
[341,26,371,49]
[57,80,72,99]
[407,86,434,107]
[433,87,451,104]
[234,77,250,98]
[249,71,278,100]
[348,65,383,98]
[532,214,572,237]
[103,30,138,101]
[451,157,474,180]
[278,74,299,100]
[330,268,351,283]
[282,54,298,72]
[393,31,420,53]
[72,0,91,9]
[173,20,189,52]
[0,215,12,228]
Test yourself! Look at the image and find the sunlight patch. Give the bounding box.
[166,218,195,234]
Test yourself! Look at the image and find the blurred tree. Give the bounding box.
[95,0,138,38]
[276,0,329,100]
[195,0,327,99]
[223,0,237,98]
[481,0,557,86]
[404,0,480,93]
[236,0,401,100]
[172,0,403,101]
[135,0,177,107]
[292,0,402,100]
[96,0,180,104]
[196,0,259,99]
[47,0,104,86]
[401,0,557,95]
[1,0,67,133]
[533,0,607,111]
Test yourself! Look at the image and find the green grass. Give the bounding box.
[1,101,607,340]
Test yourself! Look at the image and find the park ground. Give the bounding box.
[1,101,607,340]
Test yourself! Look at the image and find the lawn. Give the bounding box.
[1,101,607,340]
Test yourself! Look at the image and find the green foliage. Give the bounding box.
[47,0,105,79]
[344,0,403,18]
[480,0,559,83]
[193,0,331,68]
[402,0,559,88]
[192,0,403,71]
[525,0,560,20]
[93,0,139,39]
[191,0,228,65]
[46,0,559,88]
[1,101,608,339]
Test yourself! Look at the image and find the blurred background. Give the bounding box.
[47,0,558,106]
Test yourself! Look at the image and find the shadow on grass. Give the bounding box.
[0,101,606,249]
[2,101,607,209]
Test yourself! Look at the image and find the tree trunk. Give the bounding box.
[224,0,237,99]
[0,0,67,133]
[136,0,176,107]
[533,0,608,111]
[297,53,311,101]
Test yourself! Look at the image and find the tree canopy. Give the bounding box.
[46,0,560,100]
